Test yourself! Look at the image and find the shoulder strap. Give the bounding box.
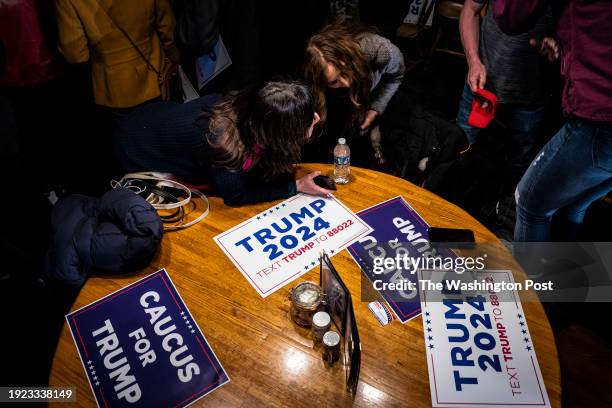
[96,0,160,75]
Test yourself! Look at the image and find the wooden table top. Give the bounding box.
[49,164,561,407]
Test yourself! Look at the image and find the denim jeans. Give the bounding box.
[514,118,612,241]
[456,84,546,185]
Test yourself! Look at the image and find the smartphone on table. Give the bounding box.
[427,227,475,248]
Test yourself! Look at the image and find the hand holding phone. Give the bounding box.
[313,175,337,191]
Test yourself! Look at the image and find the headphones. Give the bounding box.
[112,173,210,230]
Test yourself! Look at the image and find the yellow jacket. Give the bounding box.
[55,0,179,108]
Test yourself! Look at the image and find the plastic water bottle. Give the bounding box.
[333,138,350,184]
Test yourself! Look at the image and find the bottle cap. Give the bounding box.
[312,311,331,328]
[323,330,340,347]
[338,138,346,145]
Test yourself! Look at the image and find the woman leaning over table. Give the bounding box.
[116,79,333,206]
[302,18,405,163]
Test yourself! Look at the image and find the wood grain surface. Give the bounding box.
[49,164,561,407]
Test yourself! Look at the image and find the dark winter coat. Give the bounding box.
[46,188,163,286]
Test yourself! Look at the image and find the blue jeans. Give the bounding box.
[456,84,545,184]
[514,118,612,241]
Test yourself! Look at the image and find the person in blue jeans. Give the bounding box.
[457,0,553,186]
[493,0,612,241]
[514,120,612,241]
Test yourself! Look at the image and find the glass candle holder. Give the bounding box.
[289,281,322,327]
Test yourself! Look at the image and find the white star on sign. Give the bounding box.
[95,382,100,387]
[191,330,195,334]
[180,311,185,315]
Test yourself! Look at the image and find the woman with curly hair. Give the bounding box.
[116,80,332,206]
[303,19,405,162]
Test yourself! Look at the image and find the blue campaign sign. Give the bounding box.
[347,197,456,323]
[66,269,229,407]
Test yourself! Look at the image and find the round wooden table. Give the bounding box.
[49,164,561,407]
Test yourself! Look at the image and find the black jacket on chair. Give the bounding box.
[380,89,468,193]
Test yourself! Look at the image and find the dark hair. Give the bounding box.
[303,18,373,124]
[204,80,314,179]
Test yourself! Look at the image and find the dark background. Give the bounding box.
[1,1,610,406]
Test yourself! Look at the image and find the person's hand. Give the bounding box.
[467,59,487,92]
[530,37,559,62]
[296,171,334,196]
[360,109,379,130]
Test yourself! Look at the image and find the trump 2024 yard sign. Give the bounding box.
[214,194,372,297]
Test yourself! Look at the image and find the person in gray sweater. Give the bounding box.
[303,19,404,165]
[304,19,405,132]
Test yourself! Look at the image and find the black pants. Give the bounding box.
[302,89,375,167]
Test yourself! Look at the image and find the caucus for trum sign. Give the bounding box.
[66,269,229,408]
[347,196,457,323]
[418,269,550,408]
[214,194,372,297]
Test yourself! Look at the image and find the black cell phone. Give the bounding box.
[427,227,475,248]
[313,175,337,191]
